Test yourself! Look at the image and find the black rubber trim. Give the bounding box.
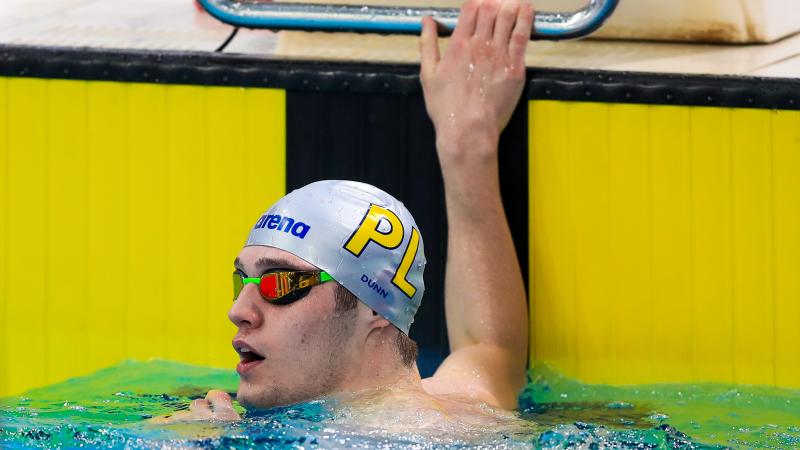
[0,44,422,95]
[1,44,799,109]
[529,69,800,110]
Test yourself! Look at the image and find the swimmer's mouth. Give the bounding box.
[233,340,266,363]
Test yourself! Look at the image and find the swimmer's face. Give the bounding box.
[228,245,359,409]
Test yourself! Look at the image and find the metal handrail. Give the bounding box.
[198,0,618,40]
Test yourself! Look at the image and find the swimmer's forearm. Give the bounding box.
[436,132,502,216]
[439,137,528,367]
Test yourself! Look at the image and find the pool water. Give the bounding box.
[1,360,798,449]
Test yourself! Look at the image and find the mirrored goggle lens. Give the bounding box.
[259,272,314,305]
[232,271,331,305]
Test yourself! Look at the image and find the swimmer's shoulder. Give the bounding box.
[419,344,524,410]
[421,376,502,409]
[419,379,524,428]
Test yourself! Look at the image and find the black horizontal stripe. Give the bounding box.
[1,44,799,110]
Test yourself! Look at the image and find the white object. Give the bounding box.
[536,0,800,43]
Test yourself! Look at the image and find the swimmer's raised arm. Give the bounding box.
[419,0,532,409]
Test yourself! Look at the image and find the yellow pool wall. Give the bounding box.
[1,76,799,396]
[529,100,800,389]
[0,77,286,397]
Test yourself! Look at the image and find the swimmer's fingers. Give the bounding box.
[493,0,520,50]
[145,392,237,424]
[475,0,499,41]
[452,0,480,41]
[508,1,534,63]
[205,389,232,405]
[206,390,241,421]
[420,15,440,82]
[147,409,199,424]
[188,399,214,420]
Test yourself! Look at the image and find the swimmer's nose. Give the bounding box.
[228,285,263,329]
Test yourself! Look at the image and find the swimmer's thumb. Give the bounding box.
[206,390,240,421]
[420,16,440,79]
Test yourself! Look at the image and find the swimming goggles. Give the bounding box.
[233,270,334,305]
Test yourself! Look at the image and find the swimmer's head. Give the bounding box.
[244,180,426,334]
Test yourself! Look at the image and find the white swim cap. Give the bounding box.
[245,180,426,334]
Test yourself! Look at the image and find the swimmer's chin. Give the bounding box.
[235,391,264,410]
[235,390,287,410]
[236,387,332,411]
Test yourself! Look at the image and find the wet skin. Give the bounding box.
[229,245,360,409]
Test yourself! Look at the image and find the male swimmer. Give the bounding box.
[156,0,533,426]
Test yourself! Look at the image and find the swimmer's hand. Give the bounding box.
[419,0,533,163]
[148,390,241,423]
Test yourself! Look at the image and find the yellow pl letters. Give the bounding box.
[344,204,420,298]
[344,204,405,256]
[392,227,420,297]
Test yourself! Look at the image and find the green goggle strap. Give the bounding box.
[241,271,332,286]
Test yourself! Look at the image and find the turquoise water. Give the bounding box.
[1,360,798,449]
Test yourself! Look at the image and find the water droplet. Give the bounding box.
[648,412,669,422]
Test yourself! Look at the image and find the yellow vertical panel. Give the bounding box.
[205,87,243,367]
[126,83,168,360]
[206,86,245,367]
[569,102,613,384]
[6,78,48,394]
[689,107,734,383]
[243,88,286,209]
[2,81,285,394]
[528,101,797,388]
[529,100,577,376]
[649,106,693,382]
[44,80,89,384]
[731,109,775,385]
[772,110,800,388]
[86,82,129,371]
[164,85,208,366]
[608,104,652,384]
[0,78,7,396]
